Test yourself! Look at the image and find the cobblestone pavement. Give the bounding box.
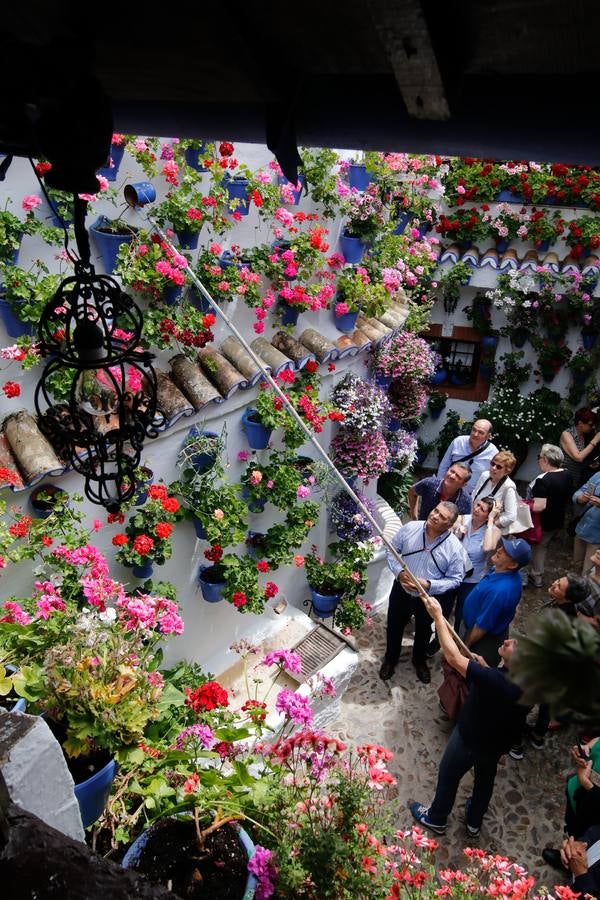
[331,537,581,884]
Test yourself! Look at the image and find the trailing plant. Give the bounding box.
[341,184,386,241]
[369,331,435,382]
[114,229,190,301]
[330,429,389,484]
[436,260,473,314]
[331,373,391,435]
[299,146,341,218]
[435,207,490,244]
[138,301,216,357]
[463,293,493,334]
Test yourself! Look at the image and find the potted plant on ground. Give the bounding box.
[303,540,372,628]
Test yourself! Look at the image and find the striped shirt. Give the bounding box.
[386,521,466,597]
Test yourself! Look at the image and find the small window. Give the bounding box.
[428,338,481,386]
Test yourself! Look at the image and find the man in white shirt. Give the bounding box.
[437,420,498,497]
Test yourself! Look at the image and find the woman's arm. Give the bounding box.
[483,521,501,552]
[562,430,600,463]
[496,482,518,528]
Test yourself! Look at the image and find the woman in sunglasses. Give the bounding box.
[470,450,518,534]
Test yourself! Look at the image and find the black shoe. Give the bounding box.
[426,637,440,658]
[542,848,565,871]
[414,662,431,684]
[379,658,396,681]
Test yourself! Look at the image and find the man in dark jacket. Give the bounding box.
[410,594,529,837]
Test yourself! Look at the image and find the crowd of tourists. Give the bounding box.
[379,410,600,894]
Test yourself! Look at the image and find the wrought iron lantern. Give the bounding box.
[34,260,164,511]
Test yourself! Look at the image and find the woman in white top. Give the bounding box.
[470,449,518,533]
[453,497,499,630]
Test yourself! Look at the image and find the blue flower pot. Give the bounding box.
[344,475,357,489]
[510,329,528,348]
[309,588,341,618]
[0,298,33,339]
[163,283,184,306]
[74,758,117,828]
[375,373,392,389]
[90,216,136,273]
[185,427,219,474]
[175,228,199,250]
[387,417,401,432]
[348,164,371,191]
[535,239,551,253]
[187,286,211,313]
[340,233,366,264]
[429,407,444,420]
[242,408,272,450]
[334,309,360,334]
[29,484,68,518]
[582,332,597,350]
[123,181,156,208]
[278,174,305,204]
[496,189,524,203]
[192,516,207,539]
[197,565,226,603]
[495,239,510,253]
[393,211,413,234]
[480,334,499,350]
[245,531,266,559]
[219,249,251,271]
[97,143,125,182]
[223,175,250,216]
[0,244,21,280]
[133,468,154,506]
[132,560,154,579]
[242,485,266,514]
[430,369,448,385]
[278,301,300,326]
[122,818,257,898]
[184,144,208,172]
[415,222,432,239]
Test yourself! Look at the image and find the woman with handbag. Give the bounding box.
[470,450,518,534]
[524,444,574,588]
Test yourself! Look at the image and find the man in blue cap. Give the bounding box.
[460,537,532,665]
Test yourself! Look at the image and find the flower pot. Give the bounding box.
[573,371,592,386]
[90,216,136,273]
[278,301,300,327]
[496,189,524,203]
[242,408,272,450]
[344,475,357,489]
[540,368,557,383]
[309,588,341,618]
[29,483,68,518]
[0,297,33,339]
[175,228,200,250]
[429,368,448,385]
[187,286,211,313]
[415,223,431,239]
[223,175,250,216]
[163,283,184,306]
[480,334,499,350]
[245,531,266,559]
[495,239,510,253]
[0,244,21,282]
[123,181,156,208]
[132,560,154,579]
[197,565,226,603]
[241,485,266,514]
[510,328,528,349]
[74,758,118,828]
[334,308,359,334]
[122,816,257,899]
[185,427,220,474]
[219,250,251,271]
[97,142,126,182]
[429,407,444,420]
[133,467,154,506]
[535,239,551,253]
[348,164,371,191]
[393,211,413,235]
[192,516,207,539]
[184,144,208,171]
[278,174,305,205]
[387,417,401,432]
[374,373,392,389]
[340,233,366,264]
[582,331,597,350]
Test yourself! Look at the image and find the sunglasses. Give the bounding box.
[490,461,504,470]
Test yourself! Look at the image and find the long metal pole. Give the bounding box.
[152,222,471,657]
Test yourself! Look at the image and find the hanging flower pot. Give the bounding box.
[510,328,528,349]
[495,239,510,253]
[132,559,154,580]
[197,565,226,603]
[184,427,220,474]
[374,372,392,389]
[97,142,126,182]
[393,211,413,234]
[242,408,272,450]
[241,485,266,514]
[222,174,250,216]
[187,286,211,313]
[245,531,266,559]
[29,483,69,518]
[90,216,137,273]
[133,467,154,506]
[123,182,156,209]
[74,758,118,828]
[535,239,551,253]
[348,164,371,191]
[0,297,33,339]
[582,331,597,350]
[184,143,208,172]
[480,334,499,351]
[495,189,524,203]
[122,815,257,898]
[333,307,360,334]
[387,417,401,432]
[163,283,185,306]
[175,228,200,250]
[415,222,432,238]
[277,300,300,327]
[309,587,341,618]
[278,174,305,205]
[340,232,366,264]
[540,367,557,383]
[191,516,207,539]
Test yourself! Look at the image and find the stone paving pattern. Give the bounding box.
[331,538,581,885]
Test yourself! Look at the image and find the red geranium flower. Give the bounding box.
[161,496,180,513]
[185,680,229,712]
[148,484,168,501]
[232,591,248,608]
[256,560,270,573]
[133,534,154,556]
[2,381,20,398]
[219,141,234,157]
[112,533,129,546]
[155,522,173,540]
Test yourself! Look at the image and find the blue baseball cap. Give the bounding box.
[500,537,532,568]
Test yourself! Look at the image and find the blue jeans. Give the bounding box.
[427,726,500,828]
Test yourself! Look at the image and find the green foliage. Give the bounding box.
[299,147,341,218]
[436,410,469,462]
[404,299,435,333]
[437,260,473,312]
[0,262,62,323]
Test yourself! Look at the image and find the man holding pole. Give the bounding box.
[410,594,529,837]
[379,501,465,684]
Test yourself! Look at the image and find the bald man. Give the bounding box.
[437,420,498,497]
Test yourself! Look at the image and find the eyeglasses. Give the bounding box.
[490,462,504,470]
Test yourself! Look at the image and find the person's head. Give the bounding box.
[442,463,471,495]
[491,537,532,571]
[537,443,564,470]
[590,547,600,570]
[498,637,517,668]
[472,496,494,523]
[574,407,596,437]
[489,449,517,481]
[426,501,459,535]
[469,419,493,449]
[548,573,592,606]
